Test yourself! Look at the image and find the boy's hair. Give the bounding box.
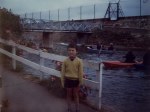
[68,43,78,50]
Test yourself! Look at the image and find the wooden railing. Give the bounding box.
[0,38,103,110]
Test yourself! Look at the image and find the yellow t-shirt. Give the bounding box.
[61,57,83,87]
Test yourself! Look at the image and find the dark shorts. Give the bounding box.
[64,78,79,88]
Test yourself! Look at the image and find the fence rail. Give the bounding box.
[0,38,103,109]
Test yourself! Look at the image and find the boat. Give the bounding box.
[86,47,114,54]
[102,61,136,68]
[86,47,99,53]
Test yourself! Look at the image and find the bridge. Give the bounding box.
[19,0,150,33]
[19,1,127,32]
[21,18,103,33]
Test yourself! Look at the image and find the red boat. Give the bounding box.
[103,61,136,68]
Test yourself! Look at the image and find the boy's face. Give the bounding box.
[68,47,77,58]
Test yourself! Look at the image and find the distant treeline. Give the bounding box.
[0,8,22,39]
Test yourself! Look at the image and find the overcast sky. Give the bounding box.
[0,0,149,20]
[0,0,109,13]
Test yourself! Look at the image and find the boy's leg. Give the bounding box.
[73,87,80,111]
[66,88,72,110]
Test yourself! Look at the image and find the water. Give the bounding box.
[21,50,150,112]
[102,69,150,112]
[83,52,150,112]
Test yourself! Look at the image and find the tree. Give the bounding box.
[0,8,22,39]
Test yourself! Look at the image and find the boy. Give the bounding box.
[61,43,83,112]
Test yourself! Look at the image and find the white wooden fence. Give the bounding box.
[0,38,103,110]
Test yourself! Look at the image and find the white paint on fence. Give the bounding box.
[0,75,2,112]
[12,46,16,70]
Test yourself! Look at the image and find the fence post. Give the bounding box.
[40,12,41,20]
[98,62,103,110]
[80,6,82,20]
[49,10,51,21]
[39,50,44,80]
[58,9,60,21]
[68,8,70,21]
[94,4,96,19]
[12,46,16,70]
[0,75,2,111]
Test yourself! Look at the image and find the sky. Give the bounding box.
[0,0,109,13]
[0,0,150,20]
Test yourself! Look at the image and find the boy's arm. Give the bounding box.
[61,61,65,87]
[79,59,84,85]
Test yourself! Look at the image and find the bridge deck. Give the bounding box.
[1,65,97,112]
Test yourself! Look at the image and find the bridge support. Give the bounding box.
[77,33,92,44]
[104,1,124,20]
[42,32,53,50]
